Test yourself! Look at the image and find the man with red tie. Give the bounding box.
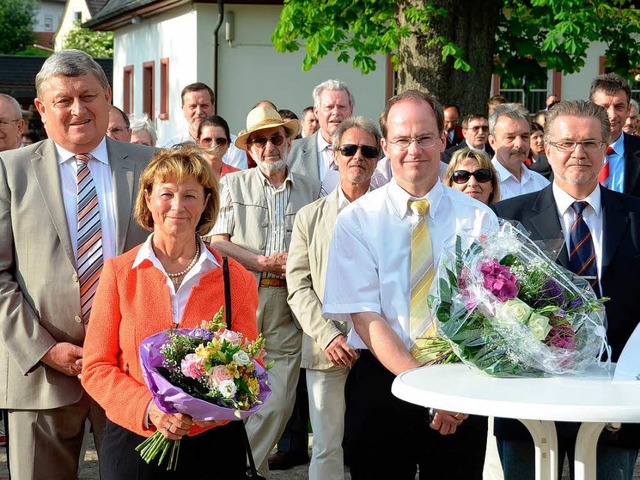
[590,73,640,197]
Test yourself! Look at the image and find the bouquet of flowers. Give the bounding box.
[136,307,271,470]
[419,222,609,377]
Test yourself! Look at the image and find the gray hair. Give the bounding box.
[544,100,610,145]
[36,49,110,97]
[129,113,157,145]
[489,103,530,135]
[332,116,382,158]
[630,99,639,112]
[312,79,355,110]
[589,73,631,105]
[0,94,22,119]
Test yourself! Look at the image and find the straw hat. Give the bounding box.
[235,106,301,150]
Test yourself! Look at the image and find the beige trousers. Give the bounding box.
[245,286,302,479]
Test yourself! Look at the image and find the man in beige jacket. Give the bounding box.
[286,116,380,479]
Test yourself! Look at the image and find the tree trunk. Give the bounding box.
[396,0,503,116]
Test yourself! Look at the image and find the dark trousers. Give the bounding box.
[100,419,247,480]
[345,350,487,480]
[276,368,310,455]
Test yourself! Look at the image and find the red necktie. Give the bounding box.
[598,146,614,188]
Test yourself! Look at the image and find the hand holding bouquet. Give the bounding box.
[421,222,609,377]
[136,306,271,470]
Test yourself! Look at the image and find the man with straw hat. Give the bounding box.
[210,105,321,478]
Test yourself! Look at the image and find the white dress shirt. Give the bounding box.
[322,179,499,350]
[56,138,117,261]
[553,183,603,278]
[132,234,219,324]
[491,157,549,200]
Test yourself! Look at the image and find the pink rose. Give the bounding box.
[218,329,241,344]
[180,354,205,379]
[207,364,232,387]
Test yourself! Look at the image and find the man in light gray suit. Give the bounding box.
[0,49,154,479]
[287,116,379,479]
[288,79,354,194]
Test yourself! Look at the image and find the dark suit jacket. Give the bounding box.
[528,152,553,181]
[445,125,464,149]
[441,141,494,164]
[622,132,640,197]
[492,185,640,448]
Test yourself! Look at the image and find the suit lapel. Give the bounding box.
[305,133,321,182]
[600,188,628,274]
[106,138,136,254]
[528,187,569,267]
[31,140,76,267]
[623,133,640,194]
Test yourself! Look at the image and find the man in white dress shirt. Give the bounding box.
[322,90,499,480]
[489,103,549,200]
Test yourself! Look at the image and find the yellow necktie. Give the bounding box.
[408,199,436,359]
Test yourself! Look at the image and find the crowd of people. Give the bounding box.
[0,47,639,480]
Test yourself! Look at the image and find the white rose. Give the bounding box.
[232,350,251,366]
[528,313,552,341]
[494,299,532,327]
[218,379,237,399]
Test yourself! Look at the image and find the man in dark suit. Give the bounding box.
[441,113,494,163]
[0,49,154,479]
[590,73,640,197]
[444,104,464,149]
[492,99,640,479]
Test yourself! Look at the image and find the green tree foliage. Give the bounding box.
[0,0,36,54]
[273,0,640,110]
[63,21,114,58]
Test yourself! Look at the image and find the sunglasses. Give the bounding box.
[452,169,493,184]
[338,144,380,159]
[249,134,285,147]
[202,137,229,146]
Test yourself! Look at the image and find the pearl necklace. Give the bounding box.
[166,241,200,288]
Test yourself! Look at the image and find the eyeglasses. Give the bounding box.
[249,134,285,147]
[548,141,606,153]
[388,135,439,151]
[468,126,489,132]
[451,169,493,184]
[201,137,229,147]
[0,119,20,128]
[338,144,379,159]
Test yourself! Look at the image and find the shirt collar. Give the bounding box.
[491,157,532,182]
[610,132,625,156]
[316,131,331,152]
[254,164,295,188]
[132,234,219,270]
[552,182,602,218]
[337,184,373,212]
[387,177,444,219]
[56,137,109,166]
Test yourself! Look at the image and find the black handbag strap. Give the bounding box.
[221,257,263,479]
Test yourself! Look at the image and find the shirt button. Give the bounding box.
[261,221,268,227]
[172,309,177,315]
[74,315,82,323]
[72,273,78,282]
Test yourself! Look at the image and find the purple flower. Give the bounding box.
[480,260,519,302]
[567,298,583,310]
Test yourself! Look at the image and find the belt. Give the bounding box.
[259,277,287,288]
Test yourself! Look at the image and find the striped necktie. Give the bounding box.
[408,199,436,359]
[76,154,103,326]
[598,146,614,188]
[568,201,600,297]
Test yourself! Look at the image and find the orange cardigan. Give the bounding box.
[81,245,259,437]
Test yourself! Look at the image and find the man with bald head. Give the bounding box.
[0,49,154,478]
[0,94,25,151]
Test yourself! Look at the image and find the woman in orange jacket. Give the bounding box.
[82,146,259,479]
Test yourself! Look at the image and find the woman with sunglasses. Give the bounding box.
[442,148,500,205]
[196,116,239,179]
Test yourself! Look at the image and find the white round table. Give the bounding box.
[392,363,640,480]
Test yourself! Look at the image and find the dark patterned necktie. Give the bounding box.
[76,154,103,326]
[568,201,600,296]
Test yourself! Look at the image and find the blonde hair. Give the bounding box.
[134,146,220,235]
[443,148,500,205]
